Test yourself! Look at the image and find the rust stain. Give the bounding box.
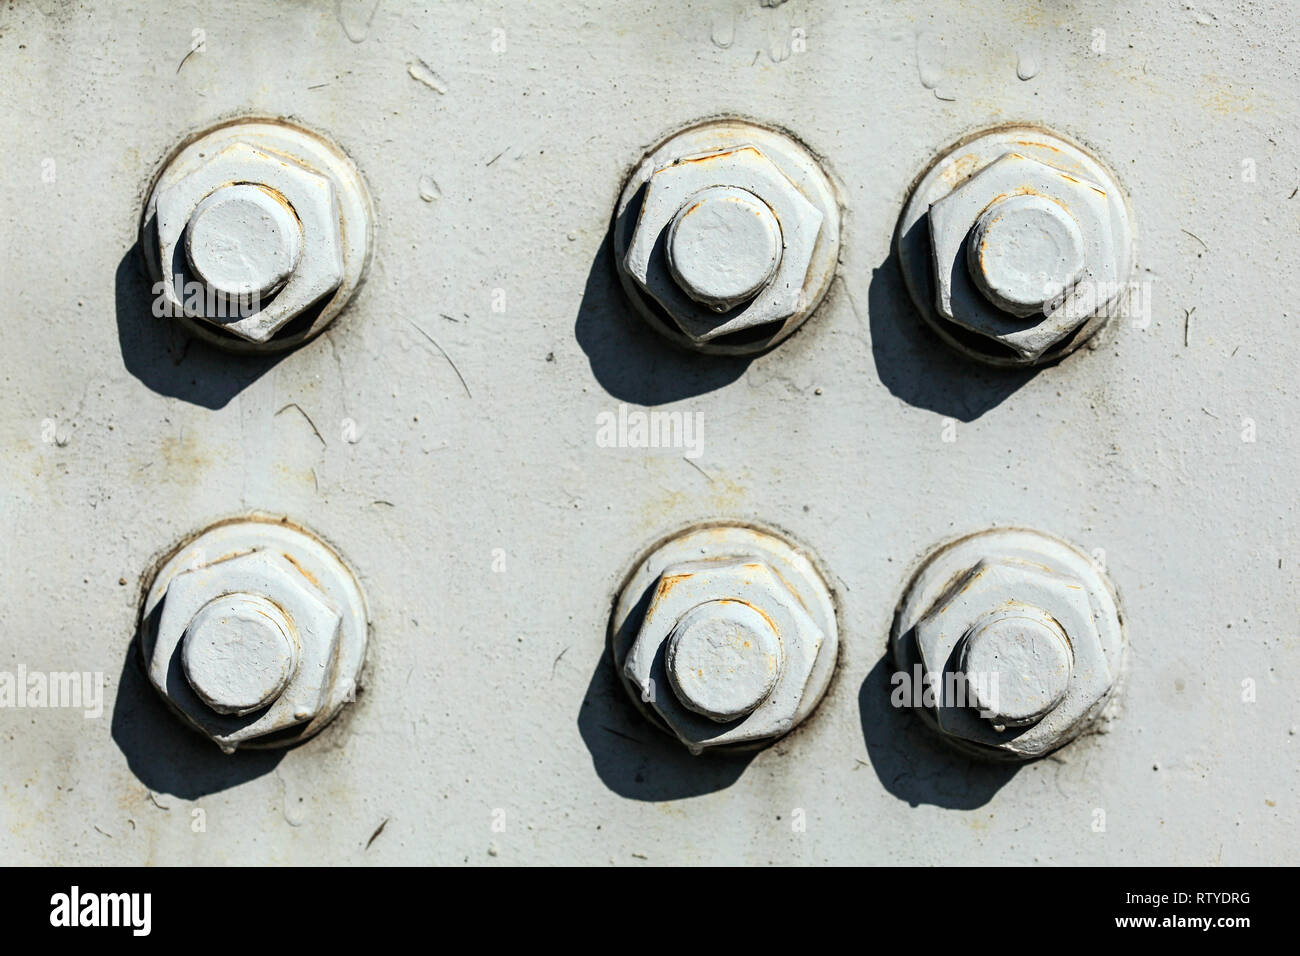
[208,548,253,566]
[1200,78,1265,115]
[159,431,211,473]
[253,182,303,223]
[1014,140,1063,154]
[766,563,812,612]
[711,596,778,634]
[636,474,750,535]
[939,153,981,188]
[656,572,692,599]
[281,552,322,589]
[675,145,761,167]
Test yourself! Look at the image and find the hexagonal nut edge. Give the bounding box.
[147,549,343,752]
[612,119,842,356]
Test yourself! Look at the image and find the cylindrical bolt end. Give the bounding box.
[666,185,782,312]
[184,183,304,304]
[967,193,1085,317]
[665,599,783,722]
[181,592,299,716]
[959,605,1073,728]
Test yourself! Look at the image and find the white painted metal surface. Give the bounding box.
[0,0,1296,865]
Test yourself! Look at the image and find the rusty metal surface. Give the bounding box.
[0,0,1297,864]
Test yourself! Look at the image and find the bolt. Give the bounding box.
[666,186,782,312]
[967,193,1085,317]
[181,592,299,716]
[615,122,839,354]
[184,184,304,303]
[959,605,1072,728]
[899,129,1134,367]
[665,599,783,721]
[894,528,1125,760]
[145,122,373,351]
[142,520,369,752]
[616,526,838,752]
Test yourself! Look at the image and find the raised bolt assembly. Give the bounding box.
[891,528,1126,760]
[614,119,841,355]
[611,525,838,754]
[141,118,373,352]
[138,517,368,753]
[897,126,1135,366]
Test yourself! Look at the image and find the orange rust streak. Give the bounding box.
[281,552,322,589]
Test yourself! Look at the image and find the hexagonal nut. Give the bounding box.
[623,145,824,344]
[928,152,1118,362]
[622,557,825,753]
[911,557,1116,759]
[154,141,345,344]
[147,548,343,753]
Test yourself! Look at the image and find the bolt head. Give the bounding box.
[184,184,304,302]
[148,549,342,751]
[959,605,1072,727]
[666,186,782,312]
[927,151,1118,362]
[897,127,1136,367]
[912,555,1114,758]
[891,528,1126,760]
[624,557,824,752]
[967,193,1085,317]
[611,525,840,756]
[181,592,299,716]
[153,141,345,344]
[665,600,783,721]
[623,144,823,345]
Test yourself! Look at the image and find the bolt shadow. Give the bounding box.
[868,214,1036,422]
[573,193,753,405]
[577,580,755,800]
[114,242,284,410]
[110,617,284,800]
[859,655,1018,809]
[577,649,756,801]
